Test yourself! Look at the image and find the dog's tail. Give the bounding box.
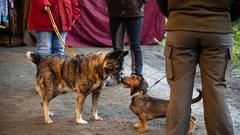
[191,89,202,104]
[26,51,41,65]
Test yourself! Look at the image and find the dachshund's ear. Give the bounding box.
[138,76,149,90]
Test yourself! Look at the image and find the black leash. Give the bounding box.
[149,75,166,89]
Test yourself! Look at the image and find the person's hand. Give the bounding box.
[43,6,48,12]
[72,20,76,25]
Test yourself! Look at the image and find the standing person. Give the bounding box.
[27,0,80,56]
[105,0,148,85]
[156,0,240,135]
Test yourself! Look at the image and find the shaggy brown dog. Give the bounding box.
[26,50,128,124]
[121,74,202,133]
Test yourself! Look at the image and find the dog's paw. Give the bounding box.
[134,123,142,129]
[45,118,54,124]
[138,127,148,133]
[48,111,54,116]
[92,116,103,121]
[76,119,88,124]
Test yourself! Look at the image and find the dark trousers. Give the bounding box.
[164,31,234,135]
[109,16,143,75]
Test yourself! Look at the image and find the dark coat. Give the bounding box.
[231,0,240,22]
[28,0,80,31]
[105,0,145,17]
[156,0,240,33]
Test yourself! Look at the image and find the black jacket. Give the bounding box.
[105,0,145,17]
[231,0,240,22]
[156,0,240,33]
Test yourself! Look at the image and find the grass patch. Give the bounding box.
[232,19,240,75]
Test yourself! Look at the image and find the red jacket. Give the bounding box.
[28,0,80,31]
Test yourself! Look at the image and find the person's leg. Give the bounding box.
[109,16,125,50]
[52,32,67,56]
[124,17,143,75]
[165,31,200,135]
[107,17,125,85]
[35,31,52,56]
[109,16,125,71]
[199,33,234,135]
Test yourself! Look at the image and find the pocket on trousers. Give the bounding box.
[227,48,232,60]
[223,48,232,78]
[164,45,174,79]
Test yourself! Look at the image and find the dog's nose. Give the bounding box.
[119,76,123,82]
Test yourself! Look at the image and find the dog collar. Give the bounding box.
[131,91,143,98]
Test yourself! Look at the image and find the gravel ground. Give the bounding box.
[0,45,239,135]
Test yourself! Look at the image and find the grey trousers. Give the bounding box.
[164,31,235,135]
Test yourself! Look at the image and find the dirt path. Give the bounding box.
[0,46,239,135]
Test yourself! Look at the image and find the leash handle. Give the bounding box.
[46,7,76,57]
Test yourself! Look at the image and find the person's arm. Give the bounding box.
[71,0,81,22]
[43,0,51,7]
[155,0,168,17]
[231,0,240,22]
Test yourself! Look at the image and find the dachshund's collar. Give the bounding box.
[131,91,142,98]
[131,90,147,98]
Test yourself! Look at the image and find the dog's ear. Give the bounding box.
[121,50,129,57]
[107,49,128,59]
[106,49,122,59]
[138,76,149,90]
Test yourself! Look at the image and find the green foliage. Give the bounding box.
[232,19,240,74]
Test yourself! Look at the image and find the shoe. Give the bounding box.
[188,115,198,134]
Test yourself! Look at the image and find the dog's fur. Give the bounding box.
[26,50,128,124]
[121,74,202,132]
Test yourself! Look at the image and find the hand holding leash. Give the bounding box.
[43,6,48,11]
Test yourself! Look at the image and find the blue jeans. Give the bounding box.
[35,31,67,56]
[109,16,143,75]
